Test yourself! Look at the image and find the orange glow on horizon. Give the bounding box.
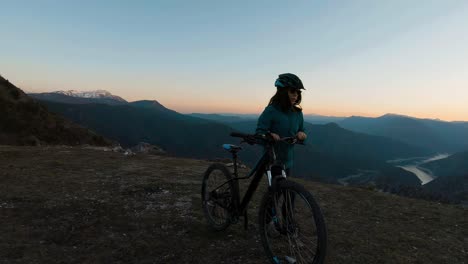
[10,75,468,123]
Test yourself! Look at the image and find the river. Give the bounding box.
[388,154,449,185]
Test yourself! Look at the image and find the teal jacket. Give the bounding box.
[255,104,305,169]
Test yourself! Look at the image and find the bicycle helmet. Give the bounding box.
[274,73,305,90]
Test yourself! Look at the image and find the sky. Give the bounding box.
[1,0,467,121]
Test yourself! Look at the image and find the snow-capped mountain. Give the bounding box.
[54,90,127,102]
[29,90,129,105]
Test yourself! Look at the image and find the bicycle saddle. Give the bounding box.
[222,144,242,153]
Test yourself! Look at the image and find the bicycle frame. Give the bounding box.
[214,144,287,218]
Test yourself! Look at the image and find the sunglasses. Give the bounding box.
[288,89,302,95]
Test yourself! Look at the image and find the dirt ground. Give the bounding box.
[0,146,466,263]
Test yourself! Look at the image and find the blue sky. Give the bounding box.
[1,0,467,121]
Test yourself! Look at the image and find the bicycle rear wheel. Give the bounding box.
[258,180,327,264]
[201,163,234,231]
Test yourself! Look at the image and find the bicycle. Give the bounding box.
[201,132,327,264]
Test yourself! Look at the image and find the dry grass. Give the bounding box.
[0,146,466,263]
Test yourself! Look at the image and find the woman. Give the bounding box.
[256,73,307,175]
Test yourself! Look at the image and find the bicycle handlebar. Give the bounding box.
[229,132,304,145]
[230,132,252,138]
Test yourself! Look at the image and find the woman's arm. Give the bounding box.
[297,112,307,141]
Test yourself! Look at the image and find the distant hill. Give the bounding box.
[187,113,248,123]
[0,75,110,146]
[303,114,345,124]
[338,114,468,153]
[189,113,345,124]
[130,100,182,116]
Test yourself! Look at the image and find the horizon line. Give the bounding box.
[19,87,468,123]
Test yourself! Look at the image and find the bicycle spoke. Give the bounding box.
[295,236,317,258]
[297,234,317,249]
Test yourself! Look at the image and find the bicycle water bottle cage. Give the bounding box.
[222,144,242,153]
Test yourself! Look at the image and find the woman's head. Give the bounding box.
[269,73,304,112]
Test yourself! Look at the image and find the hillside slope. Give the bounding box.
[0,76,110,146]
[0,146,465,263]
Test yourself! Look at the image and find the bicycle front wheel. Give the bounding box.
[201,163,234,231]
[258,180,327,264]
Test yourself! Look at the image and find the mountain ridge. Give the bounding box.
[338,115,468,153]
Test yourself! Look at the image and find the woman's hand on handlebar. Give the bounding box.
[269,132,280,141]
[296,131,307,141]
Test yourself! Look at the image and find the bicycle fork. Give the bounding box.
[266,165,288,228]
